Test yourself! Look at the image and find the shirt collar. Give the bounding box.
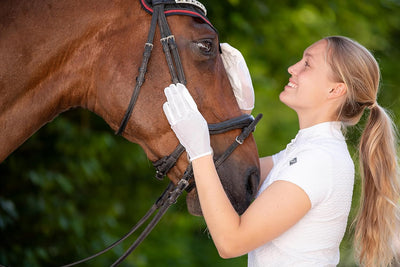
[293,121,344,145]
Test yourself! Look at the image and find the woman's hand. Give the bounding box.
[220,43,255,113]
[163,85,310,260]
[163,83,213,160]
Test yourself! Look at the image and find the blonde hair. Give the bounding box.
[324,36,400,266]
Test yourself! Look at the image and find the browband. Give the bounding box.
[140,0,214,29]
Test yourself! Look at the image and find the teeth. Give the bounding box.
[288,82,297,88]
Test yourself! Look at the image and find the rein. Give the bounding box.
[61,114,262,267]
[61,0,262,265]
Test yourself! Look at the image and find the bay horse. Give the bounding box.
[0,0,260,217]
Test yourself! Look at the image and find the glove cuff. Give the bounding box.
[189,149,213,161]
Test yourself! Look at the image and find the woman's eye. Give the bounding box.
[196,40,213,54]
[305,61,310,67]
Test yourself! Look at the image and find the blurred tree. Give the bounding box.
[1,0,399,266]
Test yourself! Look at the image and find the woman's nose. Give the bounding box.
[288,64,295,75]
[288,61,300,75]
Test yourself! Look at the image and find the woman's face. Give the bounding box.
[280,39,338,115]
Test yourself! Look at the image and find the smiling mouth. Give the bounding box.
[287,81,298,88]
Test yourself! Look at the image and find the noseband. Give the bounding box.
[61,0,262,266]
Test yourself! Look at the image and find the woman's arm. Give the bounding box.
[163,83,311,259]
[192,155,311,258]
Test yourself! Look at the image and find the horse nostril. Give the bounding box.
[246,167,260,199]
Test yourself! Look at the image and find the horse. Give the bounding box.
[0,0,260,217]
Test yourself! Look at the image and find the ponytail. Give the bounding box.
[324,36,400,266]
[355,104,400,266]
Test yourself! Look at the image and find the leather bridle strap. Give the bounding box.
[60,0,263,265]
[60,113,262,267]
[115,7,157,136]
[60,182,175,267]
[153,114,255,182]
[116,1,186,135]
[158,3,186,85]
[111,113,263,265]
[186,113,262,192]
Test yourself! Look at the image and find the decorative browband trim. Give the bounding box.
[140,0,214,29]
[175,0,207,15]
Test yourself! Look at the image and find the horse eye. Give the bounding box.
[196,40,213,54]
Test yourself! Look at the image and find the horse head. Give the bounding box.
[100,1,260,215]
[0,0,260,216]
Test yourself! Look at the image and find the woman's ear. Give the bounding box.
[328,83,347,99]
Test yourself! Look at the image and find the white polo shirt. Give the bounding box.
[248,122,355,267]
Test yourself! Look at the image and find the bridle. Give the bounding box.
[61,0,262,266]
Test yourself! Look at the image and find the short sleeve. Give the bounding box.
[272,150,285,165]
[274,148,333,207]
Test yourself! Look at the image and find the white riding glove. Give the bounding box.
[220,43,255,111]
[163,83,213,161]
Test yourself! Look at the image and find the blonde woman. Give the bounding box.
[163,36,400,266]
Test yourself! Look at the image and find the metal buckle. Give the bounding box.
[235,136,244,145]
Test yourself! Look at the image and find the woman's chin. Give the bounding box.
[279,90,291,104]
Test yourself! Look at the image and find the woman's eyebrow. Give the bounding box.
[304,52,314,59]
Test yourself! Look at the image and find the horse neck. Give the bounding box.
[0,0,141,162]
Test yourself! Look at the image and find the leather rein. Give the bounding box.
[61,0,262,266]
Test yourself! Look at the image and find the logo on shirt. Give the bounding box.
[289,157,297,166]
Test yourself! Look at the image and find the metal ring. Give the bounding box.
[178,178,189,188]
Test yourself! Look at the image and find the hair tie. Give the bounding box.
[368,102,378,110]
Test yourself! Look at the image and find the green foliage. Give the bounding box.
[1,1,400,266]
